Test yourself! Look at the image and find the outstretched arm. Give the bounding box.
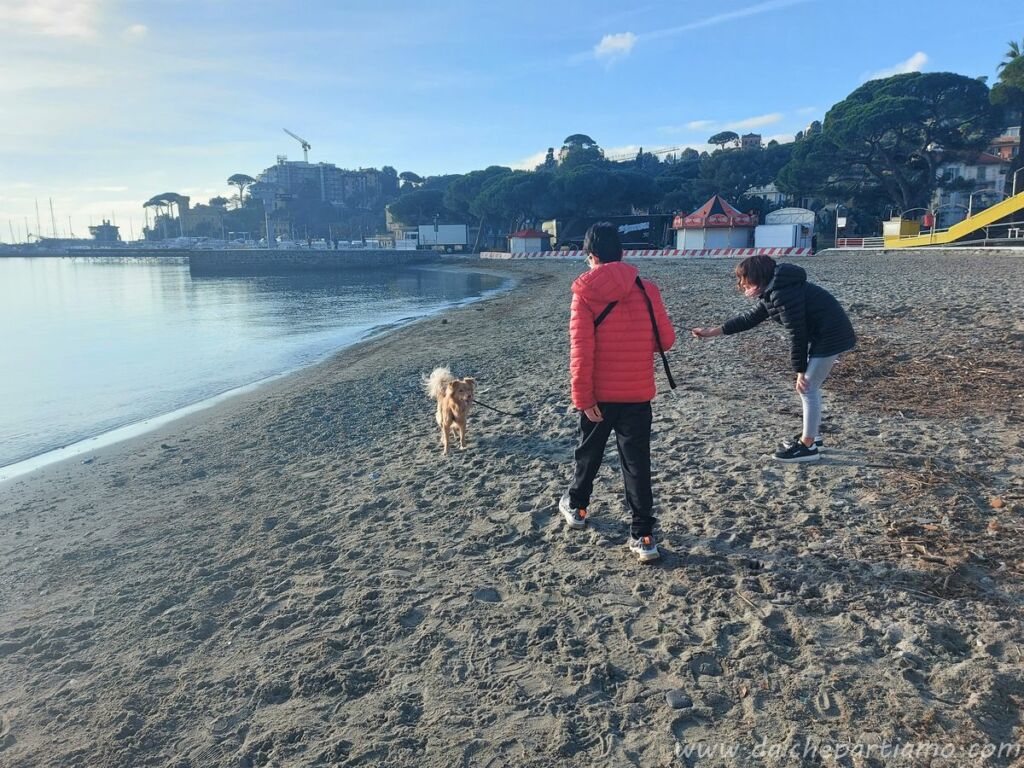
[721,302,770,335]
[691,326,724,339]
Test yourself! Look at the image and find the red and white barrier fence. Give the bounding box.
[481,247,812,260]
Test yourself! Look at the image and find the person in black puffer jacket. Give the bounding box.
[692,255,855,463]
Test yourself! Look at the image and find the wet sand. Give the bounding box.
[1,254,1022,767]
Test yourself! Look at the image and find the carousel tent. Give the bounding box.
[673,195,757,249]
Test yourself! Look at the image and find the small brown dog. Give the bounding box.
[424,366,475,455]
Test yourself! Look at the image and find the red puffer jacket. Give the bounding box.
[569,261,676,410]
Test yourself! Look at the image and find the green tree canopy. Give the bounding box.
[562,134,598,150]
[709,131,739,149]
[992,49,1024,184]
[998,39,1023,70]
[698,144,794,201]
[387,189,448,225]
[227,174,256,208]
[380,166,400,198]
[398,171,424,188]
[778,71,998,210]
[444,166,512,223]
[470,171,556,231]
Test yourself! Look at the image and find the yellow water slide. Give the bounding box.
[884,189,1024,248]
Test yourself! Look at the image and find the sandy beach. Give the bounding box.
[1,253,1023,767]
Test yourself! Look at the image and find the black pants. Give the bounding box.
[568,402,654,538]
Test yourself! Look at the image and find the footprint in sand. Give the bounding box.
[0,712,13,751]
[810,685,841,719]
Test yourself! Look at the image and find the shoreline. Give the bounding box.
[1,254,1021,767]
[0,263,516,485]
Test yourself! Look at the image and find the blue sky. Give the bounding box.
[1,0,1022,241]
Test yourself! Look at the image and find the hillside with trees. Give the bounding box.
[145,40,1021,244]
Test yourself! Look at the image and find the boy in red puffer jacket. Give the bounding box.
[558,222,676,563]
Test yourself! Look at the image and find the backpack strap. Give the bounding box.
[633,276,677,390]
[591,277,676,390]
[593,301,617,328]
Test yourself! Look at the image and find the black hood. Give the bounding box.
[769,262,807,291]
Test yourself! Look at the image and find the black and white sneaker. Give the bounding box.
[778,433,824,450]
[773,441,821,463]
[558,493,587,530]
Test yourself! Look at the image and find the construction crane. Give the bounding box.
[605,144,689,163]
[283,128,311,162]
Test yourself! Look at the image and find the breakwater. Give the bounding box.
[188,249,439,275]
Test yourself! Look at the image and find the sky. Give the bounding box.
[1,0,1022,242]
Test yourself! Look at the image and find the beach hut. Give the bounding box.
[508,228,552,253]
[672,195,757,249]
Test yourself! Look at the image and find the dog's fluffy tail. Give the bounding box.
[423,366,453,399]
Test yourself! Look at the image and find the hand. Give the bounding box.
[796,373,809,394]
[583,404,603,422]
[691,326,722,339]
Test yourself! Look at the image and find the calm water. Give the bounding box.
[0,257,507,470]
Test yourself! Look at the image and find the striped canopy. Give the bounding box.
[674,195,757,229]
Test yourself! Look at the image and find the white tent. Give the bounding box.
[756,207,815,248]
[764,208,815,226]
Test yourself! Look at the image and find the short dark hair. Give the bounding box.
[735,254,776,287]
[583,222,623,263]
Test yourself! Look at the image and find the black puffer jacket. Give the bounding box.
[722,263,856,373]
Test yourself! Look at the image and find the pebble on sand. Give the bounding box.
[665,689,692,709]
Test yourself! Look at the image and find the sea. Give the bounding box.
[0,256,508,479]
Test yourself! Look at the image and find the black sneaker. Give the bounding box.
[773,440,820,463]
[778,433,824,450]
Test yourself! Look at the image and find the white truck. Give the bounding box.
[417,223,468,252]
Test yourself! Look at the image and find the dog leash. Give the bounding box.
[471,397,528,420]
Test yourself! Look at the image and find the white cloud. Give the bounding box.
[795,106,818,116]
[586,0,809,67]
[0,57,108,93]
[0,0,102,38]
[725,112,784,131]
[594,32,637,62]
[866,51,928,81]
[124,23,148,40]
[646,0,812,41]
[508,149,548,171]
[659,114,785,135]
[71,185,129,193]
